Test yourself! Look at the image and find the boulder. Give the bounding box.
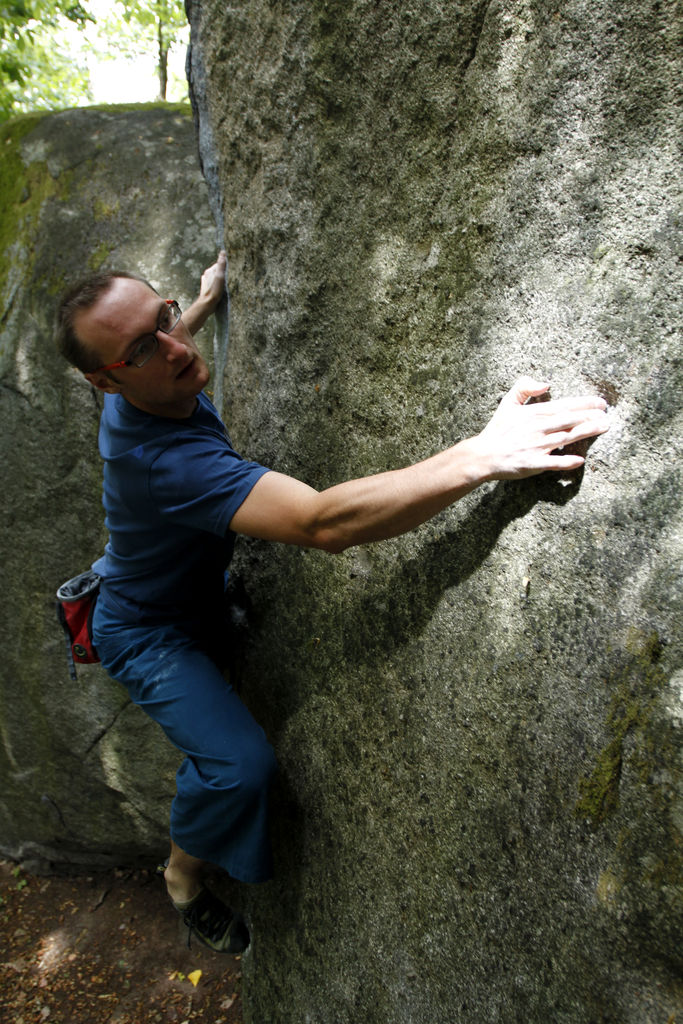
[185,1,682,1022]
[0,104,218,871]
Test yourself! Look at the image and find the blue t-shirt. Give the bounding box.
[92,391,269,625]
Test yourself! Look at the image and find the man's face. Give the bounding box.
[76,277,210,419]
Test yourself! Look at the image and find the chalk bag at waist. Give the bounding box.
[56,569,101,680]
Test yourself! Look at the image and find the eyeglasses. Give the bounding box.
[94,300,182,373]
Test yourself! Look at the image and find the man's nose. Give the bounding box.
[157,329,189,360]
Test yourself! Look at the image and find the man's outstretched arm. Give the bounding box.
[182,251,227,335]
[229,377,609,553]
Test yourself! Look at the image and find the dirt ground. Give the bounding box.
[0,860,243,1024]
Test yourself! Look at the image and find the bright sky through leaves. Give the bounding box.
[0,0,190,118]
[67,0,189,104]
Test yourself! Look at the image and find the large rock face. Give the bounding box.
[0,105,218,869]
[186,1,682,1022]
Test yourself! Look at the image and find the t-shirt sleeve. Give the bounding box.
[149,433,270,536]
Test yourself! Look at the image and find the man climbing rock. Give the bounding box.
[56,251,609,953]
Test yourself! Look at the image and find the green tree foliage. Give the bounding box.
[115,0,188,101]
[88,0,188,103]
[0,0,188,121]
[0,1,92,119]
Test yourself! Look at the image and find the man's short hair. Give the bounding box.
[55,270,154,373]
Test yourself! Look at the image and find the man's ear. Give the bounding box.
[84,371,122,394]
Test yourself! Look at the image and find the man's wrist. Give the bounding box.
[183,294,218,335]
[452,435,498,487]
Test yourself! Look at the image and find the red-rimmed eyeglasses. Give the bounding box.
[94,300,182,373]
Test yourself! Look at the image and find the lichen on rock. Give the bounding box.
[0,104,218,872]
[186,1,682,1022]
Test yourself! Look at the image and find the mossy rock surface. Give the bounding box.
[185,0,682,1021]
[0,104,218,870]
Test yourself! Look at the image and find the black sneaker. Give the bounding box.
[174,889,249,954]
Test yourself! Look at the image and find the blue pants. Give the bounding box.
[92,597,277,883]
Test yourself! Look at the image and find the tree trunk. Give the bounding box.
[157,17,167,101]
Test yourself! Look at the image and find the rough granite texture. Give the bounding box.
[185,1,682,1022]
[0,105,218,870]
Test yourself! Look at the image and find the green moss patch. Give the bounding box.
[575,630,669,827]
[0,112,72,304]
[87,242,110,271]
